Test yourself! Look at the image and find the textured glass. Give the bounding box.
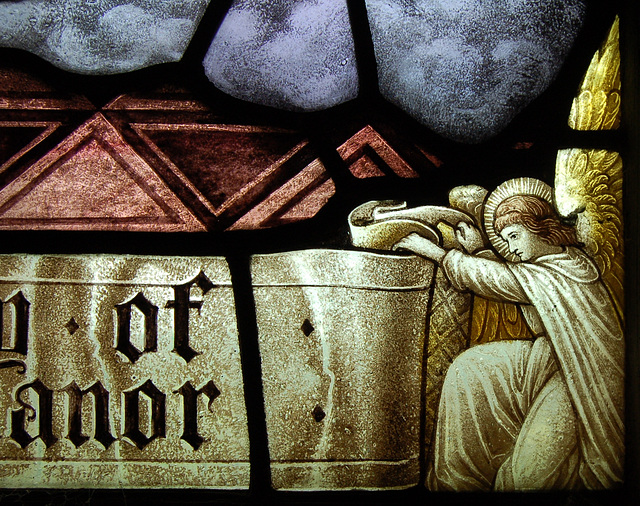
[0,1,211,74]
[0,254,249,488]
[0,0,631,498]
[569,17,621,130]
[367,0,587,143]
[203,0,359,111]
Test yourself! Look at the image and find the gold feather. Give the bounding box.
[555,148,624,318]
[569,17,620,131]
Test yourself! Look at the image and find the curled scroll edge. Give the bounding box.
[348,200,474,251]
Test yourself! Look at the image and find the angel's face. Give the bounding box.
[499,224,542,261]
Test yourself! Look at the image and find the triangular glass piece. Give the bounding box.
[0,114,205,231]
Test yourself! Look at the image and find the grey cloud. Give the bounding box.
[203,0,359,112]
[367,0,587,142]
[0,0,210,74]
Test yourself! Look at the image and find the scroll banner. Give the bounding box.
[348,200,474,250]
[252,250,434,490]
[347,200,475,480]
[0,255,249,488]
[0,251,439,490]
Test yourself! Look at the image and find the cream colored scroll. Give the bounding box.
[252,249,434,490]
[348,200,474,251]
[0,254,248,489]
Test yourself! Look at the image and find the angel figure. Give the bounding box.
[395,177,624,491]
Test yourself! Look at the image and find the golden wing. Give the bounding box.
[568,16,620,131]
[555,148,624,319]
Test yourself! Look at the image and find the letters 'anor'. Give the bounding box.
[8,378,220,451]
[0,255,250,489]
[2,275,222,452]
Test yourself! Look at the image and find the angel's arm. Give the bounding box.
[442,250,529,304]
[394,231,529,303]
[394,233,446,263]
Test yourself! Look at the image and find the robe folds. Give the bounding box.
[427,247,624,491]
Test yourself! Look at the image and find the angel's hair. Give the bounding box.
[494,195,579,247]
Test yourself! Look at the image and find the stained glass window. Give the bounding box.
[0,0,636,503]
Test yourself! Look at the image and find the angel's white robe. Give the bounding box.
[426,247,624,491]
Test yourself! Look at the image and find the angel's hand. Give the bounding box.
[393,233,446,263]
[455,222,485,254]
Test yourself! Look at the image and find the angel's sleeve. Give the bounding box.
[442,249,529,304]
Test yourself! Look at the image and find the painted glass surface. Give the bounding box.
[0,0,636,503]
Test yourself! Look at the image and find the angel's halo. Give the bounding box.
[484,177,554,261]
